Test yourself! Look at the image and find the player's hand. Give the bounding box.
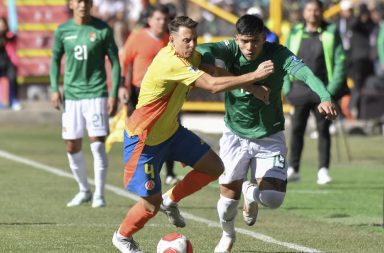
[246,84,270,104]
[118,86,129,105]
[254,60,274,80]
[318,101,338,120]
[107,97,118,117]
[51,91,62,111]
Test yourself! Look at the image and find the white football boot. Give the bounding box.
[317,167,332,185]
[242,181,259,226]
[287,167,301,182]
[66,191,92,207]
[92,195,106,208]
[160,202,186,228]
[112,231,143,253]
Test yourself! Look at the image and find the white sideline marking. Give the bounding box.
[0,149,322,253]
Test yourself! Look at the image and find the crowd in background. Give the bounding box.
[1,0,384,122]
[77,0,384,121]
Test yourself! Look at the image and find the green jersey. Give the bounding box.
[50,18,120,100]
[197,40,331,139]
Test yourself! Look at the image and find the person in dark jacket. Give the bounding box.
[283,0,347,185]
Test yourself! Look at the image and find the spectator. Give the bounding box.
[283,0,346,185]
[348,3,377,118]
[92,0,127,49]
[0,16,20,110]
[246,5,279,43]
[336,0,354,59]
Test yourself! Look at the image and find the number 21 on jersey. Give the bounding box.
[74,45,88,60]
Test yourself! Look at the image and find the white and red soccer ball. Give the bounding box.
[157,233,193,253]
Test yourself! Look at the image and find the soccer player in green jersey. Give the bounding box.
[50,0,121,208]
[197,14,338,252]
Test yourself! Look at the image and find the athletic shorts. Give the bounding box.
[123,125,211,197]
[62,97,109,140]
[219,126,287,184]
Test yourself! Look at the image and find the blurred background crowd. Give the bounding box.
[0,0,383,128]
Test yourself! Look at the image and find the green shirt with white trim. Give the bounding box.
[50,17,120,100]
[197,40,331,139]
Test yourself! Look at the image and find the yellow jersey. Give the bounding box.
[126,43,204,145]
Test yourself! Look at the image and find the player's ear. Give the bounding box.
[169,34,174,44]
[235,34,240,43]
[262,31,266,42]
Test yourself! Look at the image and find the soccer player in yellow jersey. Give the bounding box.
[112,16,274,253]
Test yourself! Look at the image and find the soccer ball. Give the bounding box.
[157,233,193,253]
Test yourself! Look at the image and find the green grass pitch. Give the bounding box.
[0,125,383,252]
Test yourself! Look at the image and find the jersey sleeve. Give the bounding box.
[197,39,235,65]
[163,52,205,87]
[104,26,121,98]
[279,47,331,101]
[50,28,65,93]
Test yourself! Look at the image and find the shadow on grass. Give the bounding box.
[0,222,56,226]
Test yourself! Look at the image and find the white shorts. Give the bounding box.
[62,98,109,140]
[219,126,288,184]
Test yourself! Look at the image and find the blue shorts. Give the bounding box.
[123,126,211,197]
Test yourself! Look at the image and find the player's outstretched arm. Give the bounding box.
[199,63,270,103]
[195,60,274,93]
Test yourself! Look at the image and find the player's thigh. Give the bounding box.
[218,128,251,185]
[251,131,288,192]
[123,131,169,197]
[62,100,86,140]
[167,126,220,175]
[83,97,109,138]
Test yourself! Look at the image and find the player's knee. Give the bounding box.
[259,190,285,209]
[217,195,239,221]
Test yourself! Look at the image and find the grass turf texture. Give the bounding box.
[0,125,383,252]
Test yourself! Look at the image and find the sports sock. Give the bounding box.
[90,142,108,197]
[259,190,286,209]
[67,151,89,192]
[217,195,239,237]
[243,181,286,208]
[164,170,217,203]
[118,201,157,237]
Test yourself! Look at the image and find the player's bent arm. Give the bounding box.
[195,60,274,93]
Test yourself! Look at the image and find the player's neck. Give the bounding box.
[74,15,92,25]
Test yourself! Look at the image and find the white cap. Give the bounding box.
[247,6,264,19]
[340,0,353,11]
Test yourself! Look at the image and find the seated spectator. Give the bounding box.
[92,0,128,49]
[0,16,20,110]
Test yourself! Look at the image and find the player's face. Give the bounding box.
[170,26,197,59]
[303,2,322,25]
[235,33,265,61]
[148,11,169,36]
[71,0,92,20]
